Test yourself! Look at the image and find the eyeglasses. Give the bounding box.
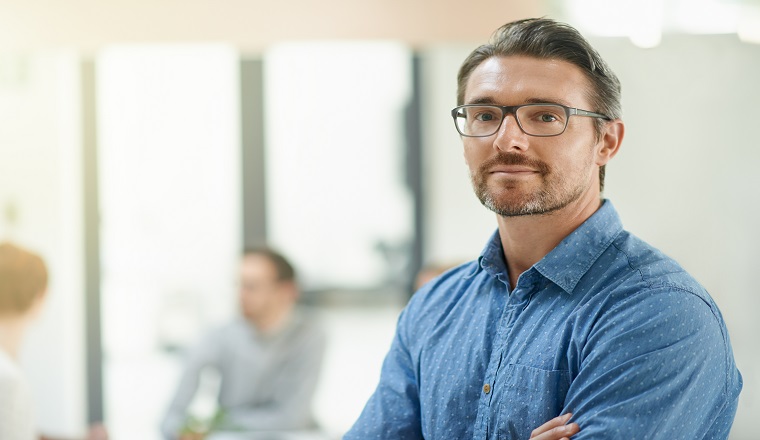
[451,103,611,137]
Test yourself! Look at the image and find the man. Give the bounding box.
[161,248,326,440]
[346,18,742,440]
[0,242,108,440]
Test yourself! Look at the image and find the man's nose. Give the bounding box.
[492,113,529,152]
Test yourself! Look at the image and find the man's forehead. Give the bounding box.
[463,55,591,106]
[241,255,277,275]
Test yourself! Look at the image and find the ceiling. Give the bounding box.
[2,0,757,53]
[0,0,546,52]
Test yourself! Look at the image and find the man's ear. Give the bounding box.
[281,281,299,301]
[596,119,625,166]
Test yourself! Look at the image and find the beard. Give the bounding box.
[470,151,587,217]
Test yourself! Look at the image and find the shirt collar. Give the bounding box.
[534,200,623,294]
[242,307,302,341]
[477,200,624,294]
[477,230,509,285]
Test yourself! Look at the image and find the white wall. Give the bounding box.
[420,35,759,439]
[0,52,87,436]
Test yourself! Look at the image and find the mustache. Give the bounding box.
[478,152,550,175]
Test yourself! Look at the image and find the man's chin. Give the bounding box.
[480,193,563,217]
[483,199,532,217]
[479,191,532,215]
[487,204,539,217]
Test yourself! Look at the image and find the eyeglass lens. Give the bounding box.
[455,104,568,137]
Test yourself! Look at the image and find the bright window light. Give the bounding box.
[264,41,414,291]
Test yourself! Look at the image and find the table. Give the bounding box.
[207,430,337,440]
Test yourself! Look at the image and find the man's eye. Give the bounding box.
[539,113,558,122]
[475,112,497,122]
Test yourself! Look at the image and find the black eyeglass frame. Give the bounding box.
[451,103,612,138]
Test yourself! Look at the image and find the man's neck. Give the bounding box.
[497,195,603,289]
[250,303,296,335]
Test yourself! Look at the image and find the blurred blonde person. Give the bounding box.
[0,242,108,440]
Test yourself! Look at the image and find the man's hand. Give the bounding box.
[529,413,580,440]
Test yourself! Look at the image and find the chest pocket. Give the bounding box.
[496,364,571,440]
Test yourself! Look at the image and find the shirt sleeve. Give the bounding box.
[564,287,742,439]
[344,306,423,440]
[160,329,223,440]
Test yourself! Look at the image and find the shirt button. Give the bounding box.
[483,383,491,394]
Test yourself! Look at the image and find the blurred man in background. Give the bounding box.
[0,242,108,440]
[346,18,741,440]
[161,248,326,440]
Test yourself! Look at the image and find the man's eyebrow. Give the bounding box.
[523,97,573,107]
[464,96,574,107]
[465,96,498,105]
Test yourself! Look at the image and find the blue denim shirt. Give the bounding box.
[346,201,742,440]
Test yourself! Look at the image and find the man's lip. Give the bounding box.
[488,166,538,174]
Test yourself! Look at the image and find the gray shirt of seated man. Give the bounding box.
[161,249,326,439]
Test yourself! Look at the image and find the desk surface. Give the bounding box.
[208,431,336,440]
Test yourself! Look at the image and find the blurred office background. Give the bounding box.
[1,0,758,438]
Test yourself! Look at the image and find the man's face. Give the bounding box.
[462,55,606,217]
[238,255,285,322]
